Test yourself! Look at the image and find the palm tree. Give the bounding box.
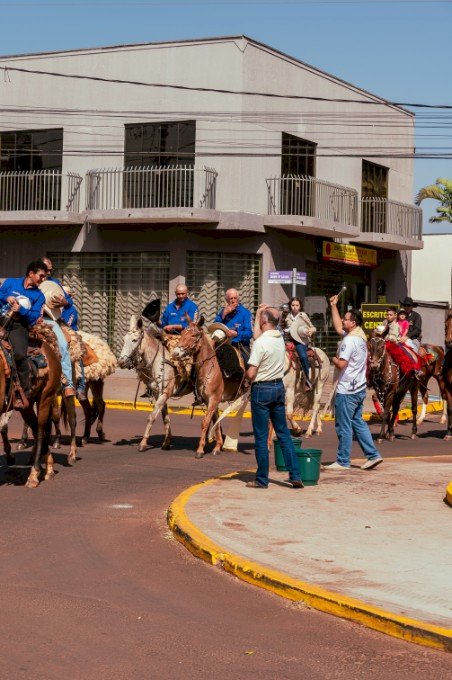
[415,178,452,223]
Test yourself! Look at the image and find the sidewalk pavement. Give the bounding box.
[169,455,452,651]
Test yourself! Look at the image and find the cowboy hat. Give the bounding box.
[207,322,231,344]
[399,296,418,308]
[289,320,311,344]
[39,279,66,321]
[142,298,161,323]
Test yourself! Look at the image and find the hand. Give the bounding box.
[227,329,238,338]
[6,296,16,305]
[9,300,20,313]
[223,304,237,317]
[35,316,43,324]
[256,303,269,316]
[329,295,339,306]
[51,294,66,307]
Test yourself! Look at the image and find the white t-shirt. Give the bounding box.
[248,330,285,382]
[336,333,368,395]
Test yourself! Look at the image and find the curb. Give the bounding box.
[167,472,452,653]
[446,482,452,508]
[104,397,444,422]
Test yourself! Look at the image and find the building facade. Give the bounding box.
[0,36,423,354]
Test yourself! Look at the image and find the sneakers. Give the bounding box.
[325,462,350,471]
[361,457,383,470]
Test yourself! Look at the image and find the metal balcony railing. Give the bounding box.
[86,165,218,211]
[361,198,422,240]
[0,170,83,212]
[266,175,358,226]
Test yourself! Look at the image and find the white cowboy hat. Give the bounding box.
[39,279,65,321]
[289,320,310,344]
[375,324,386,335]
[207,321,231,344]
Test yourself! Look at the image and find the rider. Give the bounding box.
[399,296,422,350]
[40,256,76,397]
[0,260,48,409]
[282,296,316,391]
[161,284,198,334]
[214,288,253,362]
[380,306,421,375]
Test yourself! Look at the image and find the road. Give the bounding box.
[0,408,451,680]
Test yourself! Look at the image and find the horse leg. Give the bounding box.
[285,382,302,437]
[80,396,92,446]
[64,394,78,465]
[416,382,428,425]
[1,419,13,467]
[444,389,452,440]
[22,406,42,489]
[51,397,62,449]
[92,381,106,443]
[307,387,323,437]
[378,395,392,443]
[161,402,172,450]
[16,421,31,451]
[43,417,56,481]
[410,381,419,439]
[138,389,171,452]
[211,410,223,456]
[195,400,219,459]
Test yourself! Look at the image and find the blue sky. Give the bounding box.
[1,0,451,232]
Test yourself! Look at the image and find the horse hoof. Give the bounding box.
[377,438,383,445]
[444,434,452,441]
[212,450,221,456]
[389,435,395,441]
[53,442,61,450]
[82,438,88,447]
[195,452,204,459]
[410,434,417,440]
[44,471,56,481]
[68,455,76,465]
[25,477,40,489]
[138,444,147,453]
[16,442,27,451]
[161,443,171,451]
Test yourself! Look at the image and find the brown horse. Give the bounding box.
[367,336,419,443]
[415,344,446,426]
[171,317,245,458]
[1,334,61,488]
[441,311,452,440]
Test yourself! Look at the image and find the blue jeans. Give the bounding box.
[251,380,301,487]
[335,389,381,467]
[44,319,74,389]
[294,341,310,379]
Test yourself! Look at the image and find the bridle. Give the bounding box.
[368,336,386,371]
[175,326,204,359]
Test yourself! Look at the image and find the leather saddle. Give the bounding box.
[216,343,245,380]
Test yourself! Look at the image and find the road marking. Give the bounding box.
[109,503,134,509]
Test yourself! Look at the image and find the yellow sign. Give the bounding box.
[323,241,377,268]
[361,304,393,335]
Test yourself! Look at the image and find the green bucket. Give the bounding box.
[274,439,322,486]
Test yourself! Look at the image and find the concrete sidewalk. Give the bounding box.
[169,455,452,651]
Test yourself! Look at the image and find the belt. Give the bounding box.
[253,378,283,385]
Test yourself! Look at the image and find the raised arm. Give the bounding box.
[329,295,343,336]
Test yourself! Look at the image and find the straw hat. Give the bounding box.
[207,322,231,344]
[39,279,66,321]
[289,320,310,344]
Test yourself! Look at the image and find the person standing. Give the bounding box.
[0,260,48,408]
[326,295,382,471]
[214,288,253,360]
[245,304,303,489]
[161,284,198,334]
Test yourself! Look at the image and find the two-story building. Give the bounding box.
[0,36,422,353]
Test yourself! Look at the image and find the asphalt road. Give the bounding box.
[1,408,451,680]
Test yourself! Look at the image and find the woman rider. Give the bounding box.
[282,297,316,390]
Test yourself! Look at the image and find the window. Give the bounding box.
[279,133,316,215]
[124,121,196,168]
[281,133,316,177]
[362,160,389,233]
[0,128,63,172]
[362,160,388,198]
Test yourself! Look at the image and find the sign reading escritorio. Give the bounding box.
[323,241,377,268]
[361,303,394,335]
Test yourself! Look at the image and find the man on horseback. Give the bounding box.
[0,259,48,409]
[326,295,382,471]
[214,288,253,362]
[378,306,422,376]
[399,296,422,350]
[161,284,198,334]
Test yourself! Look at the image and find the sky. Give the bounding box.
[0,0,451,233]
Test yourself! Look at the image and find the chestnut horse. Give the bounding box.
[415,344,446,426]
[441,311,452,439]
[367,336,419,443]
[171,317,246,458]
[1,335,61,488]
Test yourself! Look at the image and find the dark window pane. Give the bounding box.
[362,160,388,198]
[124,121,195,169]
[281,133,316,177]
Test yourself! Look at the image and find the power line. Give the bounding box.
[0,0,451,5]
[1,65,452,109]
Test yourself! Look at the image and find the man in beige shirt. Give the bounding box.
[245,305,303,489]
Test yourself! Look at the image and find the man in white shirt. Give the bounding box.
[245,305,304,489]
[327,295,382,471]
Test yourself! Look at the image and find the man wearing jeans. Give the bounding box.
[326,295,382,471]
[245,305,303,489]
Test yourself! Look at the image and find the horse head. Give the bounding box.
[368,335,386,370]
[445,309,452,349]
[171,316,205,361]
[118,315,144,369]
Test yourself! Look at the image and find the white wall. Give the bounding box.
[411,234,452,305]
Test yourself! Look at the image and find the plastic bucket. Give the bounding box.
[274,439,322,486]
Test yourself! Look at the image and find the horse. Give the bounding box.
[283,346,330,438]
[367,336,419,443]
[118,315,192,452]
[441,311,452,440]
[171,317,246,458]
[1,328,61,488]
[415,344,446,426]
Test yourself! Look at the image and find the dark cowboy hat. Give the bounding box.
[141,298,161,322]
[399,296,418,308]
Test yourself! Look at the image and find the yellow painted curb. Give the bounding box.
[104,397,444,422]
[446,482,452,508]
[168,471,452,653]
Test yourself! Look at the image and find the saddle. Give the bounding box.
[61,325,99,367]
[215,343,245,381]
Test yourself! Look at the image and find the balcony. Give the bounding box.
[85,165,218,224]
[0,170,83,225]
[264,175,359,238]
[356,198,423,250]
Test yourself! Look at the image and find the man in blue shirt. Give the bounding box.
[0,259,48,407]
[161,284,198,334]
[214,288,253,359]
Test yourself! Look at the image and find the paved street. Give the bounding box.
[1,406,451,679]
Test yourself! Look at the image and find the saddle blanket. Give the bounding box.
[0,342,47,380]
